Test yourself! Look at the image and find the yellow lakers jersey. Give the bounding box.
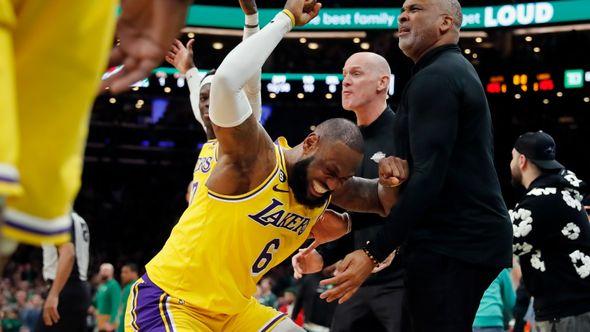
[187,139,218,204]
[146,138,328,315]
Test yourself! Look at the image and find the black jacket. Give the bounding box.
[512,170,590,320]
[365,44,513,268]
[318,108,403,286]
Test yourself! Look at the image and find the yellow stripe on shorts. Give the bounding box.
[158,293,172,332]
[130,279,143,331]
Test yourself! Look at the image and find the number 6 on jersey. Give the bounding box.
[252,239,280,275]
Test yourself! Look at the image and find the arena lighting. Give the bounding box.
[164,87,172,93]
[459,31,488,38]
[543,99,550,104]
[187,32,195,38]
[486,82,501,94]
[299,37,306,43]
[360,42,370,50]
[297,93,304,99]
[557,91,563,97]
[303,75,315,93]
[584,97,589,103]
[515,94,521,99]
[525,36,533,42]
[325,93,333,99]
[513,74,528,86]
[513,23,590,35]
[109,98,116,104]
[464,49,471,55]
[353,37,361,43]
[564,69,584,88]
[475,37,483,43]
[212,42,223,50]
[472,53,478,59]
[131,86,139,91]
[533,47,541,53]
[269,93,276,99]
[308,42,319,50]
[539,79,554,91]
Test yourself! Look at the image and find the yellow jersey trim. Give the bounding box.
[262,313,288,332]
[207,145,283,202]
[1,226,70,246]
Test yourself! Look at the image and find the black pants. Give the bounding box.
[403,249,501,332]
[331,278,405,332]
[36,280,90,332]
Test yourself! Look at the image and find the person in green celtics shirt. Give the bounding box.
[96,263,121,332]
[117,263,139,332]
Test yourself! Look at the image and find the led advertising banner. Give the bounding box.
[185,1,590,30]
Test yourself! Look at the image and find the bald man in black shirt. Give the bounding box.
[317,0,513,331]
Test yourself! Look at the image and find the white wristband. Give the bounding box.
[245,13,259,26]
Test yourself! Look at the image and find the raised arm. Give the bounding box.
[206,0,321,195]
[331,156,408,216]
[240,0,262,122]
[209,0,320,154]
[164,39,207,130]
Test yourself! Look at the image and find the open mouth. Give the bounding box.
[310,180,329,197]
[398,27,410,36]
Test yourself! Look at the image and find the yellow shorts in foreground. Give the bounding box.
[0,0,116,245]
[124,276,288,331]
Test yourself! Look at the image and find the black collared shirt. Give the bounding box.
[319,107,403,286]
[365,44,513,268]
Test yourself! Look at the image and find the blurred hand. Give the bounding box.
[42,293,60,326]
[102,0,191,94]
[291,243,323,279]
[165,39,195,75]
[239,0,258,15]
[319,249,374,303]
[378,156,409,188]
[310,210,350,246]
[284,0,321,26]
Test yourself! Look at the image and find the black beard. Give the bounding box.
[288,156,330,208]
[510,171,523,189]
[510,177,523,189]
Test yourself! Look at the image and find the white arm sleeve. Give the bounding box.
[243,13,262,122]
[209,12,292,128]
[186,67,206,130]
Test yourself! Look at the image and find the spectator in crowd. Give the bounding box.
[278,288,303,326]
[472,269,515,332]
[117,263,139,332]
[256,277,278,309]
[20,294,42,331]
[95,263,121,332]
[509,131,590,331]
[1,308,22,332]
